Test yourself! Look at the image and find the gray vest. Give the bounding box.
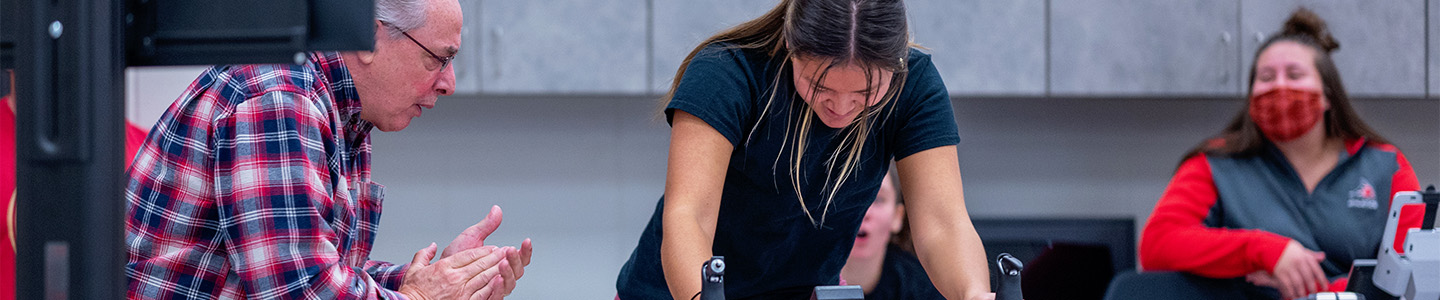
[1205,143,1401,277]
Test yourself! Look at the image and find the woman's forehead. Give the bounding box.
[793,57,893,86]
[793,55,891,72]
[1257,41,1317,69]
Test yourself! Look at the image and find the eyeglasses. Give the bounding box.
[382,22,455,72]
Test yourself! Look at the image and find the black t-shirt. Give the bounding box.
[866,244,944,300]
[616,43,959,300]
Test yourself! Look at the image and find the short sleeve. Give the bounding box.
[665,45,756,146]
[890,51,960,160]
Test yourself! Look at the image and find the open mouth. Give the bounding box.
[856,230,869,239]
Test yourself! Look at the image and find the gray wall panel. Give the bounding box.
[479,0,648,94]
[908,0,1046,96]
[1050,0,1241,96]
[1431,0,1439,97]
[650,0,779,94]
[1241,0,1427,97]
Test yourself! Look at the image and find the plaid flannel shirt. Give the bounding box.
[125,52,408,300]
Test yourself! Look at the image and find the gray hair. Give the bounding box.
[376,0,428,39]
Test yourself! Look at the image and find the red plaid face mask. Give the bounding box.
[1249,87,1324,142]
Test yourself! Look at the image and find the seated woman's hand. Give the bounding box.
[1260,240,1328,299]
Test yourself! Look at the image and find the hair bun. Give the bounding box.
[1280,7,1340,52]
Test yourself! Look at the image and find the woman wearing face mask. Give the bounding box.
[1136,8,1424,300]
[839,168,943,300]
[614,0,992,299]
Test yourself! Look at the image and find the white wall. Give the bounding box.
[124,66,210,126]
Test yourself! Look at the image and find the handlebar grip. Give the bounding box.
[996,253,1024,300]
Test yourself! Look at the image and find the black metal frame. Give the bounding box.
[4,0,129,298]
[0,0,374,298]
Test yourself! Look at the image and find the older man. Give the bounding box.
[123,0,531,298]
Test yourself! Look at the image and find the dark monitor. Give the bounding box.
[126,0,375,66]
[0,41,11,70]
[974,218,1136,300]
[0,65,9,97]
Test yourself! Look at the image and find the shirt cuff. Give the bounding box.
[1252,234,1292,273]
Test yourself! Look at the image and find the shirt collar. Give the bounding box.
[1344,137,1367,156]
[308,52,375,147]
[1262,136,1370,165]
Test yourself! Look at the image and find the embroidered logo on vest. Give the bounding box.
[1348,178,1379,210]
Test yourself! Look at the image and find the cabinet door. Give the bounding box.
[1241,0,1426,97]
[1431,0,1439,97]
[1050,0,1241,96]
[650,0,778,94]
[480,0,648,94]
[908,0,1046,96]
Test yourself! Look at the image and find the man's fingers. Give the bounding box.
[411,242,438,268]
[472,272,498,300]
[520,238,533,266]
[496,255,516,294]
[489,275,506,299]
[469,260,505,295]
[445,245,499,269]
[446,206,503,258]
[445,206,507,259]
[462,205,504,243]
[475,275,504,300]
[504,246,525,279]
[458,250,508,283]
[463,262,497,300]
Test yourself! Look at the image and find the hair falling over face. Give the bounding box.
[777,54,907,227]
[660,0,914,227]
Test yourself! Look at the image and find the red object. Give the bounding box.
[0,96,149,300]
